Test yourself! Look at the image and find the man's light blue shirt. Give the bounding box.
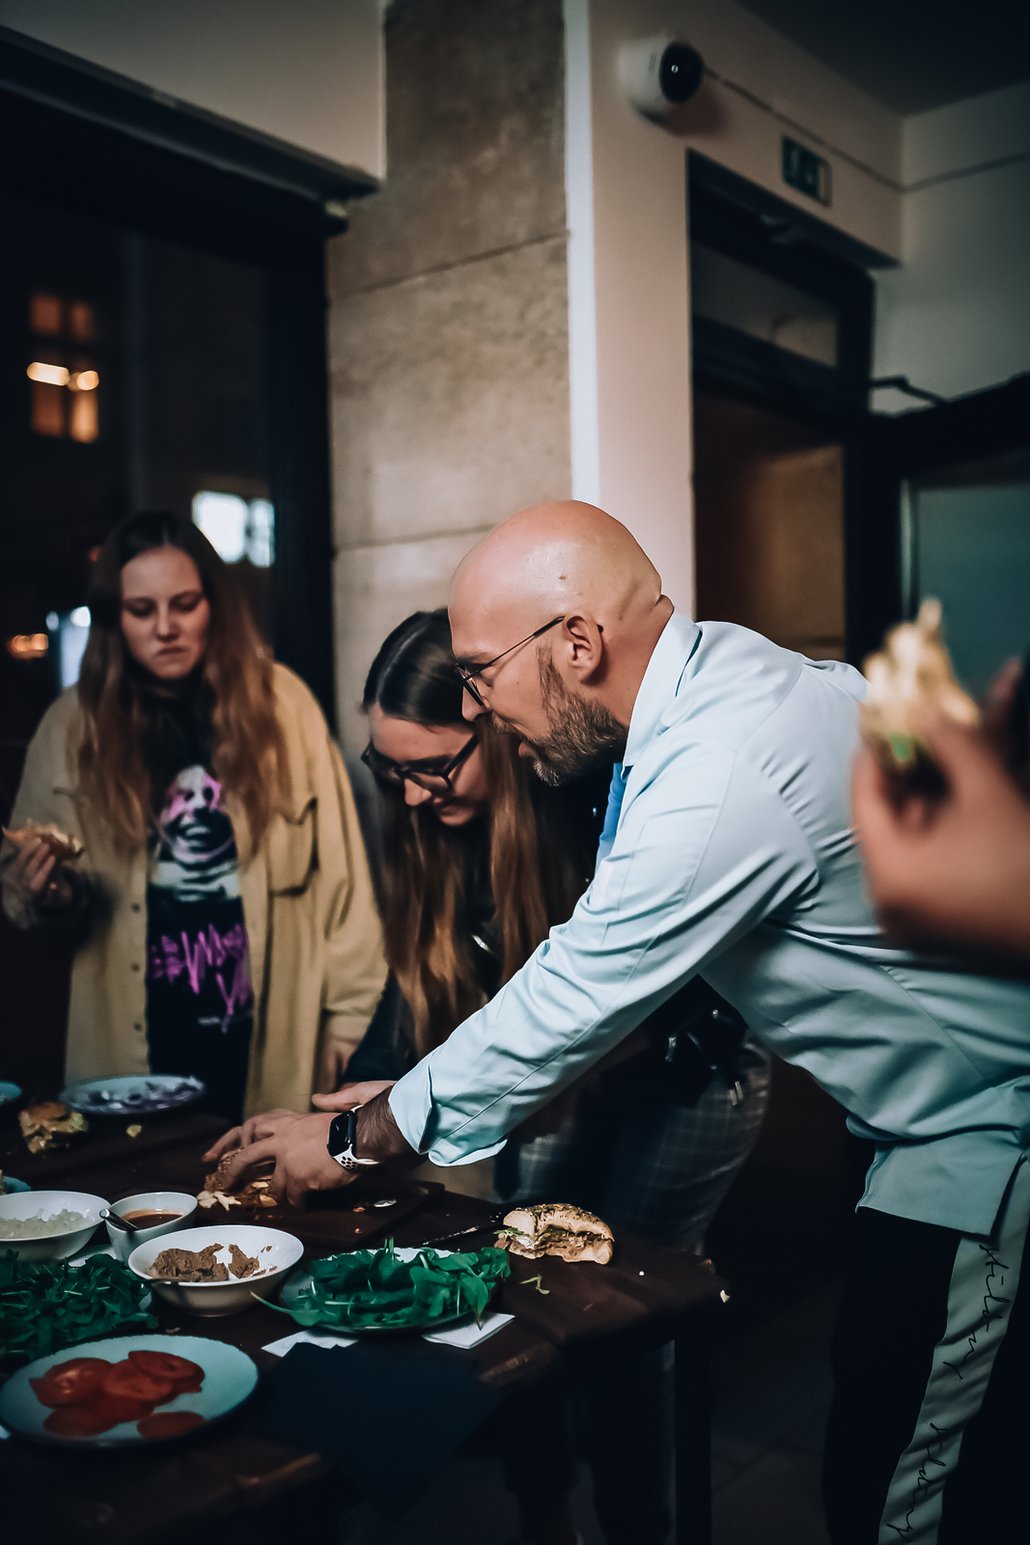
[389,613,1030,1235]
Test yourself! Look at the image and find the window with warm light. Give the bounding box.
[27,293,101,443]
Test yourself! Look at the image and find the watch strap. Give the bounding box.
[327,1106,379,1170]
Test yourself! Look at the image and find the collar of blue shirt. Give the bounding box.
[623,611,701,774]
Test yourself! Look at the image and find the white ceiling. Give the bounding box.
[736,0,1030,114]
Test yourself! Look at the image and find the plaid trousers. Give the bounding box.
[494,1041,771,1255]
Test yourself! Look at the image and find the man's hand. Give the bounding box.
[852,718,1030,962]
[211,1112,355,1209]
[313,1039,352,1096]
[202,1109,300,1164]
[311,1080,395,1113]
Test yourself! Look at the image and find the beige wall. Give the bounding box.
[874,81,1030,410]
[328,0,571,749]
[563,0,902,614]
[0,0,385,176]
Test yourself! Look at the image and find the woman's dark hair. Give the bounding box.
[77,510,289,850]
[363,609,467,729]
[363,610,585,1053]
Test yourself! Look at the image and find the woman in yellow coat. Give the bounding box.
[1,512,385,1120]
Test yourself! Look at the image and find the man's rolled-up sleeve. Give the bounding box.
[389,736,817,1163]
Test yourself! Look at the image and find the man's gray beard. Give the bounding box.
[529,653,627,786]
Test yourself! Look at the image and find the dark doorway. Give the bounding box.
[694,391,847,662]
[0,32,372,1092]
[1,195,275,767]
[689,160,881,1313]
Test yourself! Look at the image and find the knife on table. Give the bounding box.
[415,1211,505,1249]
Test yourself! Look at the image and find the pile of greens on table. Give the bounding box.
[0,1251,156,1369]
[276,1240,510,1331]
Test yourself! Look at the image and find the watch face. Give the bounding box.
[327,1111,354,1155]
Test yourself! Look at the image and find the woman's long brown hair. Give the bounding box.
[363,610,589,1056]
[76,512,289,851]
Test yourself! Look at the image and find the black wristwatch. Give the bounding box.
[326,1106,380,1171]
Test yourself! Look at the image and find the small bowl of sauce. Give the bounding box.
[106,1191,198,1261]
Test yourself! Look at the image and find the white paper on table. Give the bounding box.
[262,1328,358,1356]
[263,1312,514,1356]
[422,1311,514,1349]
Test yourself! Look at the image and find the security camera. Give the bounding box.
[619,35,705,121]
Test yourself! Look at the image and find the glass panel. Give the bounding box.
[30,379,65,436]
[68,300,97,341]
[193,491,249,563]
[904,452,1030,696]
[29,292,62,334]
[69,387,99,444]
[691,242,840,368]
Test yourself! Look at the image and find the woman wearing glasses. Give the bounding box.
[1,511,385,1122]
[334,608,770,1545]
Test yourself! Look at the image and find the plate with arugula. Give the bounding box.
[0,1251,156,1371]
[276,1240,510,1334]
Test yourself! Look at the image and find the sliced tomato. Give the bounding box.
[31,1358,111,1408]
[137,1410,206,1439]
[44,1403,124,1438]
[127,1350,204,1387]
[151,1379,201,1405]
[92,1394,152,1424]
[101,1360,174,1405]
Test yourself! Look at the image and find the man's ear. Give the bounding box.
[562,613,605,682]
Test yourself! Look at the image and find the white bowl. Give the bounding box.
[128,1224,304,1317]
[105,1190,199,1262]
[0,1189,107,1261]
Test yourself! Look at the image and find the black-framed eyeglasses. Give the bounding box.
[455,615,565,708]
[360,733,478,792]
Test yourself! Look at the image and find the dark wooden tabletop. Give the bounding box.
[0,1106,724,1541]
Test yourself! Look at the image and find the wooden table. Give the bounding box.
[0,1108,724,1543]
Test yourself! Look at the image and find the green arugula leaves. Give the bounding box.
[0,1251,157,1369]
[276,1240,511,1331]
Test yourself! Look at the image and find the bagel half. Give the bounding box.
[3,821,84,861]
[497,1202,614,1265]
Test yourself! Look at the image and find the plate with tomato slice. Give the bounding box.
[0,1334,258,1447]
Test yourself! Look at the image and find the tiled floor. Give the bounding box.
[708,1278,837,1545]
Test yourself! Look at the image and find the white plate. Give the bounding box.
[280,1245,497,1335]
[0,1081,21,1108]
[60,1075,206,1116]
[0,1333,258,1447]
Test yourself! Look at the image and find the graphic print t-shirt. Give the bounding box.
[146,747,254,1123]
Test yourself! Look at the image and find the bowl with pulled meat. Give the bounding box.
[127,1224,303,1316]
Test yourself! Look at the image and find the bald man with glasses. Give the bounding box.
[216,500,1030,1545]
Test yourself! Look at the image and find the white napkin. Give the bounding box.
[262,1310,514,1357]
[423,1311,514,1348]
[262,1328,358,1356]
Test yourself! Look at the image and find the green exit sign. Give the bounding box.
[782,137,831,206]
